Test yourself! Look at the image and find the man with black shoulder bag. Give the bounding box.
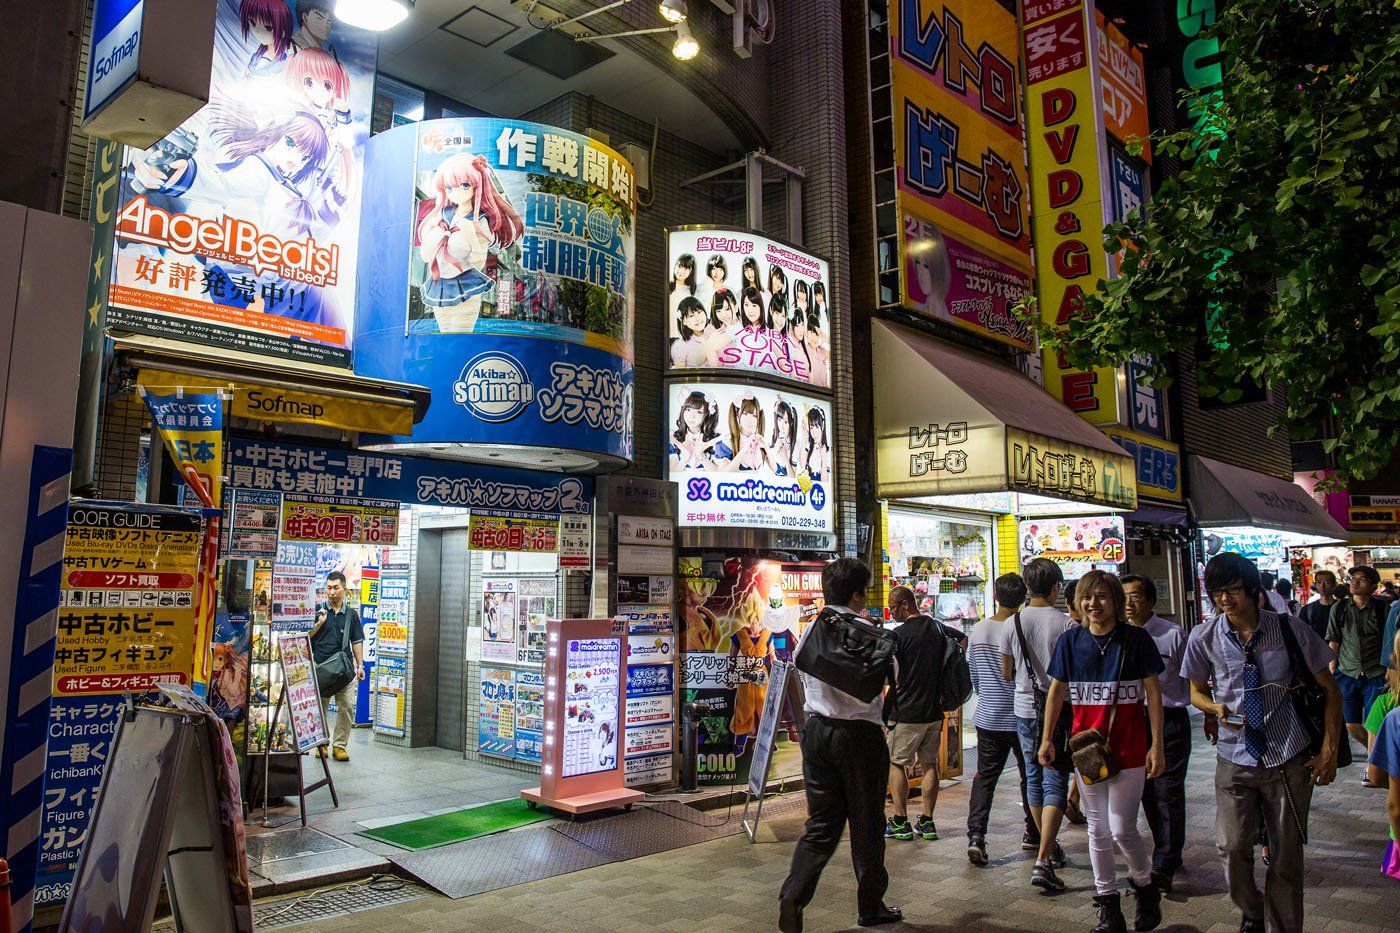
[779,558,902,933]
[311,570,365,762]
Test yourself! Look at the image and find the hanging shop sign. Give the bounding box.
[664,227,833,389]
[468,513,559,552]
[888,0,1034,349]
[479,666,517,758]
[559,513,592,568]
[1021,0,1124,426]
[1095,10,1151,159]
[679,555,825,785]
[141,387,223,508]
[353,118,636,465]
[228,438,594,515]
[1103,428,1182,501]
[106,0,375,366]
[226,489,282,559]
[373,653,407,737]
[667,382,834,533]
[280,495,400,545]
[1019,515,1127,578]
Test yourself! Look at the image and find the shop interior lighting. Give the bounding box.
[659,0,688,23]
[335,0,412,31]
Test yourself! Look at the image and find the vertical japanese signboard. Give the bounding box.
[1021,0,1124,425]
[1095,10,1151,159]
[889,0,1035,349]
[38,503,202,906]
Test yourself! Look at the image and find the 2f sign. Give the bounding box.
[86,0,144,122]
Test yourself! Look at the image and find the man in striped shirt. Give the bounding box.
[965,573,1039,865]
[1182,553,1341,933]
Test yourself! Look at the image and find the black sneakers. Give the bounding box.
[885,815,913,841]
[967,834,988,865]
[1030,860,1066,893]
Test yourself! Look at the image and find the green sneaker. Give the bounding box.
[915,816,939,840]
[884,816,913,841]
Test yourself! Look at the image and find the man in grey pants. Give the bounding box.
[1182,554,1340,933]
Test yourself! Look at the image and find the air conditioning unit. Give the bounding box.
[620,142,652,193]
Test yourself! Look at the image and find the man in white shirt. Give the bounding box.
[779,558,901,933]
[1124,574,1191,892]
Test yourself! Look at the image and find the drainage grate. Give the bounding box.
[152,877,428,931]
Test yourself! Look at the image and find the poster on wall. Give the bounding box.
[562,638,621,778]
[888,0,1033,349]
[515,578,555,665]
[468,513,558,552]
[281,495,400,545]
[667,382,834,533]
[678,556,824,786]
[106,0,377,367]
[272,541,317,631]
[481,579,517,662]
[664,227,832,389]
[558,513,592,568]
[479,666,516,758]
[1019,516,1127,579]
[226,489,281,559]
[514,669,545,763]
[373,653,407,737]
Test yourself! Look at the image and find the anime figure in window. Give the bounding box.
[727,591,776,756]
[415,154,524,333]
[670,390,730,471]
[239,0,294,78]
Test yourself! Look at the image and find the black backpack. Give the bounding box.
[935,624,974,713]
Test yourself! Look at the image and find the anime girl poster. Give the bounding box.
[678,555,824,786]
[108,0,375,367]
[481,580,518,662]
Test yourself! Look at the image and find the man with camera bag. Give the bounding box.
[310,570,365,762]
[779,558,901,932]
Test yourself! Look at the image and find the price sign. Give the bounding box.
[468,514,559,553]
[280,496,400,545]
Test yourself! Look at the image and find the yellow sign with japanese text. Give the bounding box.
[1021,0,1123,426]
[467,513,560,553]
[56,504,203,696]
[1005,426,1137,511]
[280,496,401,545]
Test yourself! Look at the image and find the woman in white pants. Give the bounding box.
[1040,569,1166,933]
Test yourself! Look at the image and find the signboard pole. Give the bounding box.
[741,661,802,843]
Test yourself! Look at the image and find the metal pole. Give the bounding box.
[745,152,763,232]
[680,701,700,792]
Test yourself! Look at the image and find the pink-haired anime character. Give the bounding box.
[414,153,524,333]
[240,0,294,78]
[284,48,355,214]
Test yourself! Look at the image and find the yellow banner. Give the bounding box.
[138,368,415,436]
[1021,1,1122,426]
[57,504,203,696]
[281,497,401,545]
[468,514,560,553]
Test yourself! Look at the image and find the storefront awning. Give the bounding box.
[115,335,429,436]
[872,321,1137,511]
[1188,455,1347,542]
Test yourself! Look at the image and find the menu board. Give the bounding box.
[562,638,621,778]
[276,633,329,752]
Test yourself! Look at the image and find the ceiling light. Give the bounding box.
[659,0,688,23]
[672,20,699,60]
[334,0,413,31]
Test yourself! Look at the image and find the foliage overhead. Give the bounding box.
[1029,0,1400,484]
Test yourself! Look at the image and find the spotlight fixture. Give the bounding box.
[672,19,699,60]
[335,0,413,31]
[658,0,688,23]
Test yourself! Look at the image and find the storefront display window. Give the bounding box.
[886,509,993,628]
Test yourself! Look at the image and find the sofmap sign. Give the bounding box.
[1021,0,1124,426]
[889,0,1034,349]
[85,0,144,122]
[354,118,635,465]
[227,438,593,515]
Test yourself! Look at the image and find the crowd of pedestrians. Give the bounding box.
[777,553,1396,933]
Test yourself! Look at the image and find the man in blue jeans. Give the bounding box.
[1327,566,1388,760]
[1000,557,1073,892]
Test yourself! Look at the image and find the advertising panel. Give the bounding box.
[373,653,407,737]
[562,638,621,778]
[467,513,559,552]
[354,118,636,463]
[281,495,399,545]
[624,754,672,787]
[271,541,317,631]
[515,578,555,666]
[1022,0,1123,425]
[107,0,376,366]
[627,664,675,698]
[228,438,594,516]
[625,694,675,728]
[665,227,832,389]
[275,633,329,751]
[889,0,1033,348]
[479,666,516,758]
[679,556,825,785]
[1096,10,1151,158]
[617,575,673,605]
[226,489,281,559]
[624,725,674,759]
[1019,515,1127,579]
[626,634,676,664]
[1104,428,1182,502]
[618,605,672,634]
[668,382,833,533]
[481,580,517,662]
[514,669,545,763]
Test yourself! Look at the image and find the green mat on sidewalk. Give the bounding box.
[357,799,553,851]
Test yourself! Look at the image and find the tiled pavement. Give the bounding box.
[281,724,1393,932]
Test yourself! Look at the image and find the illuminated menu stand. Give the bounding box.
[521,618,644,817]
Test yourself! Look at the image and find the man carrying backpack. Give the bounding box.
[884,585,971,843]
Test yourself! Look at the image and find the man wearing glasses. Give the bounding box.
[1182,553,1340,933]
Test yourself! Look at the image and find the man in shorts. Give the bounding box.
[884,585,952,841]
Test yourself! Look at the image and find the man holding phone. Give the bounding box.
[1182,553,1340,933]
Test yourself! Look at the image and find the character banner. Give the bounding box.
[667,382,833,533]
[665,228,832,390]
[107,0,377,367]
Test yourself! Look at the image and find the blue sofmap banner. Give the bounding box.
[228,438,593,515]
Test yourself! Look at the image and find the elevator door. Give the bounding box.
[435,529,470,751]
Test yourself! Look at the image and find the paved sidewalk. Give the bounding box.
[285,727,1393,931]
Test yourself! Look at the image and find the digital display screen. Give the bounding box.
[562,638,621,778]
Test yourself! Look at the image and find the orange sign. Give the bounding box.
[1095,11,1151,161]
